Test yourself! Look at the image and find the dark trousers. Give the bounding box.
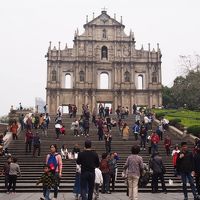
[110,173,115,191]
[151,143,158,155]
[12,133,18,140]
[25,141,32,152]
[55,128,60,139]
[140,137,146,148]
[181,172,197,198]
[165,147,170,156]
[151,173,166,192]
[84,128,89,136]
[105,141,111,153]
[52,172,60,198]
[7,175,17,192]
[33,144,41,156]
[80,171,95,200]
[4,174,9,189]
[196,175,200,195]
[98,129,103,141]
[102,173,110,193]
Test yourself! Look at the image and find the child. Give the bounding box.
[7,157,21,193]
[94,167,103,199]
[36,164,55,200]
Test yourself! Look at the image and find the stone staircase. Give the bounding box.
[0,114,194,193]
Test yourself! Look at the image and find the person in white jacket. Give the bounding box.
[94,167,103,199]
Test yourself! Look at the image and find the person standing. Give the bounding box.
[122,123,130,141]
[46,144,62,200]
[32,132,41,157]
[123,145,144,200]
[171,144,180,176]
[7,157,21,193]
[194,144,200,196]
[176,142,200,200]
[149,152,167,194]
[164,135,172,156]
[77,140,99,200]
[1,156,12,190]
[10,120,19,140]
[100,153,110,194]
[25,128,33,153]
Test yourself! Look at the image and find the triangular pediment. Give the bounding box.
[84,11,124,28]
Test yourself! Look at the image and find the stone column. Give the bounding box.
[92,91,96,111]
[149,92,153,109]
[130,91,134,110]
[85,91,88,105]
[158,92,162,107]
[56,91,60,110]
[121,91,124,106]
[114,91,118,111]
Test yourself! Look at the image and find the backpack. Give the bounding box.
[138,170,150,188]
[47,153,59,172]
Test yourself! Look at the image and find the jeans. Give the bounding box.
[43,186,51,200]
[180,172,197,199]
[151,143,158,155]
[80,171,95,200]
[102,173,110,193]
[140,137,146,148]
[127,174,139,200]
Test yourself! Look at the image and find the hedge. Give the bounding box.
[187,125,200,137]
[169,118,182,126]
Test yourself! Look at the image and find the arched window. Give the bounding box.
[124,71,130,82]
[100,72,109,89]
[101,46,108,59]
[138,75,143,90]
[65,73,72,88]
[152,72,157,83]
[52,70,57,81]
[79,70,85,82]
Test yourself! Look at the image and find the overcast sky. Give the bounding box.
[0,0,200,116]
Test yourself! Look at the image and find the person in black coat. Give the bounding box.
[176,142,200,200]
[194,145,200,195]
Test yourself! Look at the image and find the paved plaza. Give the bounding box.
[0,192,194,200]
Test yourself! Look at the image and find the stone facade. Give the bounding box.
[46,11,162,114]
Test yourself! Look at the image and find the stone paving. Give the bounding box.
[0,192,194,200]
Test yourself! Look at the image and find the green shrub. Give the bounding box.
[187,125,200,137]
[155,112,167,119]
[169,118,182,126]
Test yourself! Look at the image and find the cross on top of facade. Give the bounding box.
[101,7,107,12]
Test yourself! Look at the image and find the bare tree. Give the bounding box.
[179,54,200,74]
